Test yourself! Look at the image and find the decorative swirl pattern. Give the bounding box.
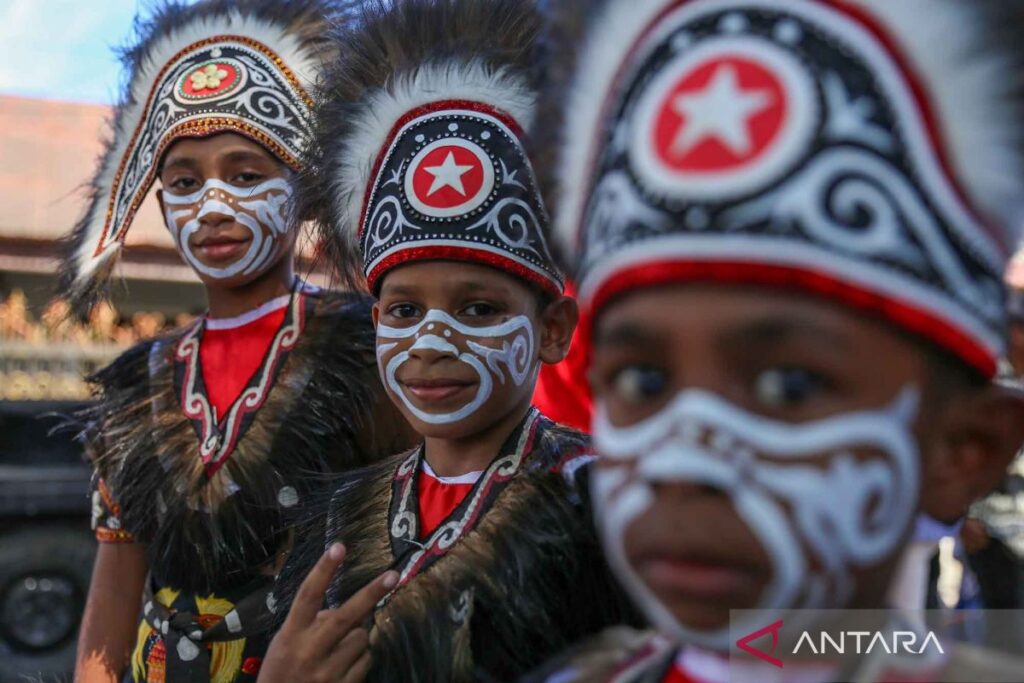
[226,86,303,132]
[466,327,533,386]
[390,451,420,541]
[592,386,921,649]
[366,196,411,252]
[466,197,544,258]
[583,171,670,270]
[722,146,1002,324]
[175,324,214,450]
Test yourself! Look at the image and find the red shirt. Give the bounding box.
[663,665,700,683]
[416,461,482,538]
[532,281,592,432]
[199,296,289,421]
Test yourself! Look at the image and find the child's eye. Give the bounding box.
[753,367,828,409]
[232,171,263,184]
[610,365,668,405]
[169,177,199,191]
[387,303,421,319]
[462,302,499,317]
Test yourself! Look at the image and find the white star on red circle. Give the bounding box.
[404,138,495,217]
[423,151,475,196]
[668,64,774,157]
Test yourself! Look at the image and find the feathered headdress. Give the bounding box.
[304,0,563,295]
[62,0,338,317]
[539,0,1024,378]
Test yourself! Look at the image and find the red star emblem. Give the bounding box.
[631,38,816,200]
[652,56,786,172]
[405,139,494,217]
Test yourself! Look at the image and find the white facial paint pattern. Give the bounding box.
[376,309,537,425]
[591,386,921,650]
[162,177,293,280]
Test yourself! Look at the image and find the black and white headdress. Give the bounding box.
[62,0,337,316]
[547,0,1024,377]
[310,0,563,296]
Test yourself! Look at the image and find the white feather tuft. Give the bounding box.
[331,60,536,251]
[71,240,121,294]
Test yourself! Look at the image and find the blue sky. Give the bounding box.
[0,1,191,104]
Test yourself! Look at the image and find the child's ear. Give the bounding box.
[538,295,579,365]
[919,383,1024,522]
[371,301,381,330]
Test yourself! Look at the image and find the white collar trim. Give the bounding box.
[205,293,292,330]
[421,458,483,485]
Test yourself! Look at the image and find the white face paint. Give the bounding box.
[376,309,537,425]
[592,387,921,650]
[162,177,293,280]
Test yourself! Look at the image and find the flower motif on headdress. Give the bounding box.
[190,64,229,91]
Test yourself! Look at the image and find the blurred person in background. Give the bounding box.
[63,1,411,681]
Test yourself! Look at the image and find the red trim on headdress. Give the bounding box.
[590,261,997,378]
[366,245,563,297]
[358,99,526,233]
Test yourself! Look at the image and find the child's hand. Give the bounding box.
[257,543,398,683]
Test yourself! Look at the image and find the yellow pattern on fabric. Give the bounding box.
[128,588,244,683]
[194,593,245,683]
[132,588,179,683]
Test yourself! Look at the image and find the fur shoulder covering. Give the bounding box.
[274,413,640,682]
[82,289,397,595]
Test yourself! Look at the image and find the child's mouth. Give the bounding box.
[637,553,760,600]
[401,378,476,402]
[192,236,252,262]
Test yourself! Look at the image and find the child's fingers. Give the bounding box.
[322,569,398,635]
[323,627,371,677]
[340,650,372,683]
[285,543,346,627]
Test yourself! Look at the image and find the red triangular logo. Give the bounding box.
[736,619,785,668]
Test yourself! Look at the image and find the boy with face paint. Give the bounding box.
[258,1,638,681]
[522,0,1024,681]
[64,2,411,681]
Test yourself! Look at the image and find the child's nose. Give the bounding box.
[198,204,234,229]
[408,331,459,362]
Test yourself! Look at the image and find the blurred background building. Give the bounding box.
[0,93,206,401]
[0,93,328,402]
